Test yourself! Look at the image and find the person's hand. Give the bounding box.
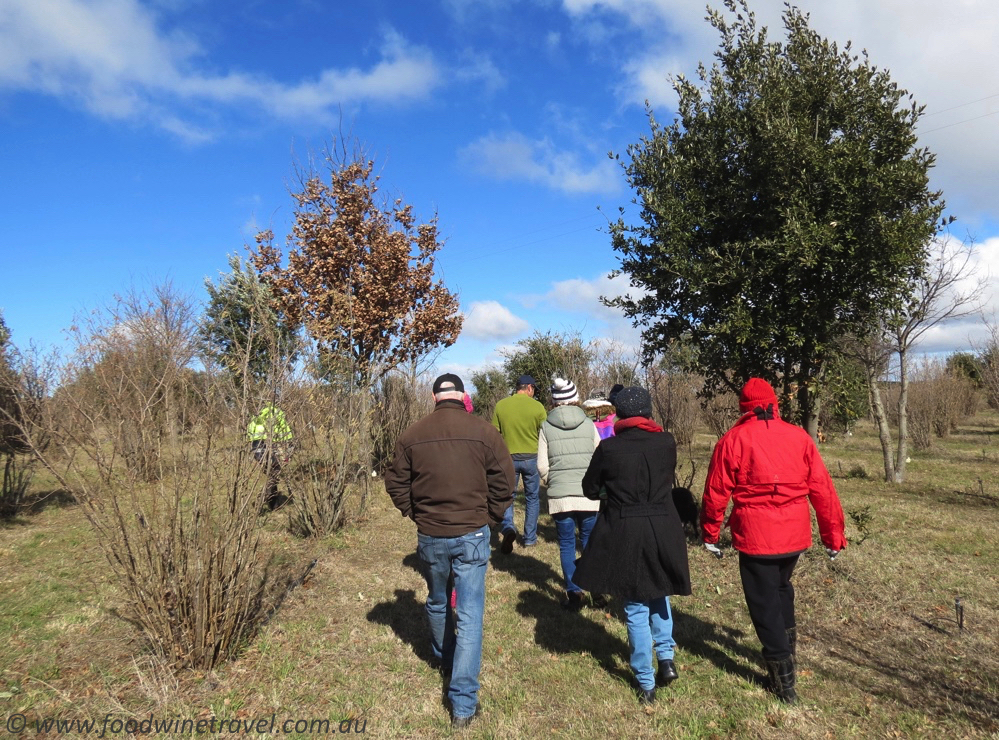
[704,542,723,559]
[825,548,839,561]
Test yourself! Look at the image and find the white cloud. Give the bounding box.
[461,300,529,340]
[0,0,440,141]
[911,236,999,353]
[532,271,645,347]
[452,49,506,94]
[459,131,620,194]
[544,270,642,317]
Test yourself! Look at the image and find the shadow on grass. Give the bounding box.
[487,540,563,595]
[812,624,999,733]
[673,608,763,685]
[515,588,634,686]
[1,489,77,526]
[366,588,437,667]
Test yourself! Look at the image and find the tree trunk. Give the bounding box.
[357,373,373,514]
[893,346,909,484]
[796,367,821,440]
[865,362,895,482]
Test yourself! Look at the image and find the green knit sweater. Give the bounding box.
[491,393,546,455]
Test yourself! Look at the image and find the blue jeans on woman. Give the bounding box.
[622,596,676,691]
[552,511,597,593]
[416,524,490,720]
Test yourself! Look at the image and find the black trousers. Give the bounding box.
[738,552,799,661]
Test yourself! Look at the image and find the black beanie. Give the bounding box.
[613,386,652,419]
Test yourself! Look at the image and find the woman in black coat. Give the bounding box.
[573,386,692,704]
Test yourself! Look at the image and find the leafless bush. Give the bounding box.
[586,339,641,401]
[283,381,367,538]
[888,358,979,451]
[701,392,740,438]
[371,371,432,474]
[645,363,701,446]
[7,285,289,670]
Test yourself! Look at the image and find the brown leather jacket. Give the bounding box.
[385,400,515,537]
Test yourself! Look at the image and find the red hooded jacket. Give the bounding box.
[701,404,847,556]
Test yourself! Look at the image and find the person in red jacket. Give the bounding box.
[701,378,847,704]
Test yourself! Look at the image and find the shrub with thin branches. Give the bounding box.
[9,286,290,670]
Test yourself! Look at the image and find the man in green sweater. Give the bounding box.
[491,374,547,553]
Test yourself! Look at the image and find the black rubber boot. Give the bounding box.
[765,656,798,704]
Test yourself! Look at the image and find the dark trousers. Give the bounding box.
[738,552,799,661]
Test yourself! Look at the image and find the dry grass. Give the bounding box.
[2,413,998,738]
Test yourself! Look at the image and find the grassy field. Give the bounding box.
[2,411,998,739]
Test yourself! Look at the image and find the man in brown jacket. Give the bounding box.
[385,373,514,730]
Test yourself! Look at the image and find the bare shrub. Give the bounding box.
[701,392,740,438]
[10,285,285,670]
[587,339,641,400]
[284,382,366,538]
[371,371,432,474]
[645,363,701,446]
[889,358,979,451]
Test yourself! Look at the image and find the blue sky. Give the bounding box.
[3,0,999,380]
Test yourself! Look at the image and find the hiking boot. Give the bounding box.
[765,656,798,704]
[561,591,585,612]
[500,530,516,554]
[656,658,679,687]
[451,706,480,730]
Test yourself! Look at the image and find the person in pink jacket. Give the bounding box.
[701,378,847,704]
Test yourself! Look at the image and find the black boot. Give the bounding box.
[656,658,679,687]
[765,656,798,704]
[786,626,797,658]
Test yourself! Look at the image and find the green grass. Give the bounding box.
[1,412,998,737]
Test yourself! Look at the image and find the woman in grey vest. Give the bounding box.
[538,377,601,610]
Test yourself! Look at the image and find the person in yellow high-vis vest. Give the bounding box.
[247,404,294,510]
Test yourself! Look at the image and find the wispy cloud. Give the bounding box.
[459,131,619,194]
[0,0,440,141]
[462,300,530,340]
[452,49,506,94]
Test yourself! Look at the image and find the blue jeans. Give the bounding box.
[552,511,597,593]
[416,524,490,719]
[623,597,676,690]
[501,457,540,544]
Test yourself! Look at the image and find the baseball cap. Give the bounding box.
[432,373,465,394]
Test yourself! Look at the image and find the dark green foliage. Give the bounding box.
[848,504,874,543]
[470,368,510,420]
[608,0,943,427]
[948,351,983,386]
[0,313,34,518]
[201,254,298,386]
[820,349,870,433]
[501,331,594,408]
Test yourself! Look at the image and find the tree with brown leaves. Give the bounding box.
[253,142,462,387]
[252,140,462,505]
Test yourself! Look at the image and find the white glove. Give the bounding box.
[704,542,723,558]
[825,548,839,561]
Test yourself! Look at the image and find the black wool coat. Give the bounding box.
[572,426,692,602]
